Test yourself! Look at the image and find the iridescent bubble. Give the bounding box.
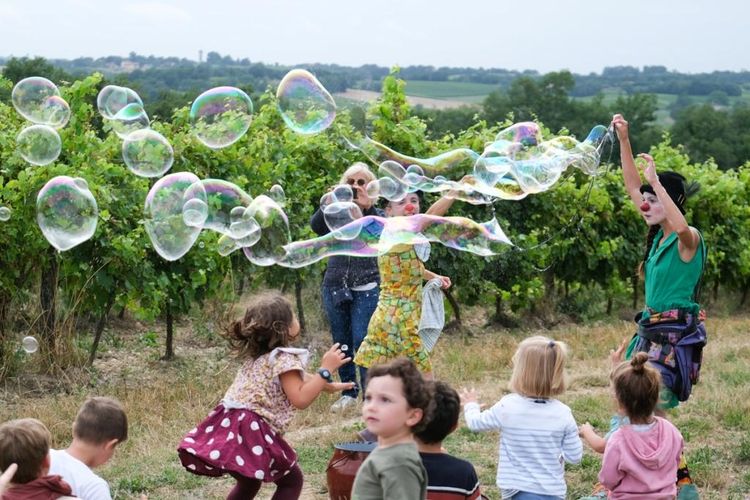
[0,206,10,221]
[144,172,203,261]
[323,185,363,240]
[17,125,62,166]
[242,195,291,266]
[122,129,174,178]
[111,103,150,139]
[278,214,512,268]
[229,206,261,240]
[36,176,98,251]
[11,77,61,124]
[97,85,143,119]
[190,86,253,149]
[22,336,39,354]
[182,179,253,235]
[276,69,336,135]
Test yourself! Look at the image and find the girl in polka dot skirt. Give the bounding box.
[177,292,354,499]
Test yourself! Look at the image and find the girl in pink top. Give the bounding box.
[599,352,683,499]
[177,292,354,499]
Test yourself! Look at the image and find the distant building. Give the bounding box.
[120,60,140,72]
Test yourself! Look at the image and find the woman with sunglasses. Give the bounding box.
[310,162,384,413]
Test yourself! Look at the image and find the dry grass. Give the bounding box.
[1,307,749,499]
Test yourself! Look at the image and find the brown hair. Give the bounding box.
[611,352,661,421]
[73,397,128,445]
[0,418,50,484]
[226,292,295,359]
[414,380,459,445]
[366,358,435,433]
[510,336,568,398]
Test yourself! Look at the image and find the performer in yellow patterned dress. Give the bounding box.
[355,192,453,375]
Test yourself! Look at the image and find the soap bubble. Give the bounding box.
[144,172,203,261]
[190,86,253,149]
[340,344,349,352]
[97,85,143,119]
[0,206,10,221]
[182,179,253,235]
[323,185,363,240]
[276,69,336,135]
[36,176,98,251]
[11,77,62,124]
[17,125,62,166]
[122,129,174,178]
[268,184,286,207]
[242,195,291,266]
[111,103,149,139]
[22,336,39,354]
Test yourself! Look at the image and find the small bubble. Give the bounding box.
[340,344,349,352]
[199,241,205,249]
[22,336,39,354]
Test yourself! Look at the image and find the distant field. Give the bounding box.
[402,80,501,99]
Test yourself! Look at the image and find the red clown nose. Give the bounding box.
[640,202,650,212]
[404,203,415,213]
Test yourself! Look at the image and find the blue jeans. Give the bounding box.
[321,285,380,398]
[511,492,564,500]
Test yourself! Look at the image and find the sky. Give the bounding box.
[0,0,747,74]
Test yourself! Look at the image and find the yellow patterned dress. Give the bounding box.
[354,244,431,372]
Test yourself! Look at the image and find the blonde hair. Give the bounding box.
[0,418,51,484]
[338,162,376,185]
[509,336,568,398]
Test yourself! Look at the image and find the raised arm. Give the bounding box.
[612,114,643,207]
[280,344,353,409]
[639,153,700,257]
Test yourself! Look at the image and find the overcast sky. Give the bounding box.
[0,0,746,74]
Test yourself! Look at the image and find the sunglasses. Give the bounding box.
[346,178,367,187]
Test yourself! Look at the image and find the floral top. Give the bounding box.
[222,347,309,433]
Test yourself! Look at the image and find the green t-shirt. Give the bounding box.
[644,229,705,315]
[351,441,427,500]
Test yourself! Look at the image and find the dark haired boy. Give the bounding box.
[416,381,482,500]
[49,397,128,500]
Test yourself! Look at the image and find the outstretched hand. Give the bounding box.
[609,336,630,369]
[459,387,484,408]
[637,153,658,185]
[323,381,357,393]
[320,343,352,372]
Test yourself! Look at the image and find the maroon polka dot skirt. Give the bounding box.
[177,404,298,482]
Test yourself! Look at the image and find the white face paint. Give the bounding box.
[639,192,666,226]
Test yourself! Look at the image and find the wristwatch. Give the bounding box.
[317,368,333,383]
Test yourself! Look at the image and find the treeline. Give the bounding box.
[4,53,750,99]
[0,69,749,379]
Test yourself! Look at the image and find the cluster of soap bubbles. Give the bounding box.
[348,122,611,208]
[11,77,71,166]
[97,85,174,178]
[144,173,291,265]
[36,176,98,251]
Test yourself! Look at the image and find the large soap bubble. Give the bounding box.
[323,185,363,240]
[276,69,336,135]
[36,176,98,251]
[0,206,11,222]
[144,172,203,261]
[11,77,64,125]
[38,95,71,129]
[111,103,150,139]
[97,85,143,119]
[122,129,174,178]
[17,125,62,166]
[190,87,253,149]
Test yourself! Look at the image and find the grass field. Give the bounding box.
[1,295,749,499]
